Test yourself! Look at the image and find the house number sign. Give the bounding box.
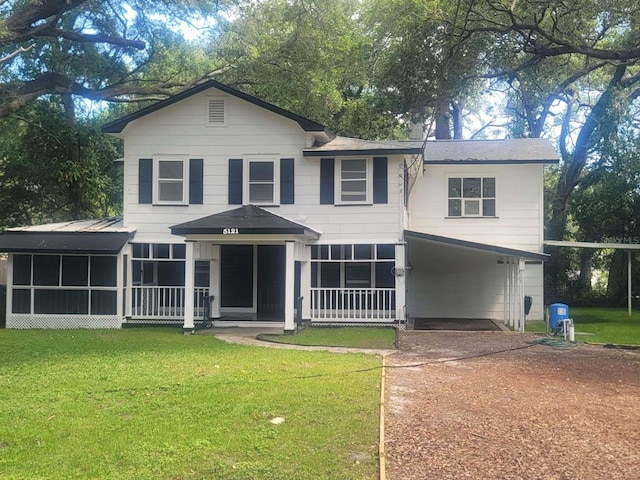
[223,228,239,235]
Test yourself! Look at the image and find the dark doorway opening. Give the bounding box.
[257,245,285,314]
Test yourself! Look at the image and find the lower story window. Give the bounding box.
[310,244,395,289]
[11,254,118,315]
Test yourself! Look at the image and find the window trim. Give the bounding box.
[153,156,188,205]
[243,156,280,206]
[335,157,372,205]
[446,175,497,218]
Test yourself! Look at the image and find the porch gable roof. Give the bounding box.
[170,205,320,239]
[404,230,549,261]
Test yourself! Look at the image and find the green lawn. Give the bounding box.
[258,327,396,350]
[0,329,382,480]
[526,307,640,345]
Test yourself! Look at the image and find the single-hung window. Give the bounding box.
[248,161,275,204]
[448,177,496,217]
[340,159,368,203]
[156,159,186,204]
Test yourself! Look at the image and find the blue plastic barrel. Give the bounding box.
[549,303,569,330]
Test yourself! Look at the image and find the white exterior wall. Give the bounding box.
[409,163,545,252]
[120,88,406,246]
[406,161,547,322]
[524,262,544,321]
[407,241,506,320]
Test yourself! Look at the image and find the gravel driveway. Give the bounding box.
[384,331,640,479]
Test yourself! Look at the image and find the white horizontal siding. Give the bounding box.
[119,86,405,243]
[524,262,544,321]
[409,164,544,252]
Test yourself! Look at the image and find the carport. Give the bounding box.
[405,231,548,331]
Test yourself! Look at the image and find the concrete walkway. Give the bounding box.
[201,327,396,355]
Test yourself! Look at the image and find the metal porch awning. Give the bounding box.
[545,240,640,316]
[0,231,133,254]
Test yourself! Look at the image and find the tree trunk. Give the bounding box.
[577,248,593,298]
[451,100,463,139]
[434,97,451,140]
[544,65,627,297]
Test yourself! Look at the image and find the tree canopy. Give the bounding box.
[2,0,640,304]
[0,0,230,118]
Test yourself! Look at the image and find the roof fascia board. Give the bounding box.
[405,230,549,261]
[102,80,333,138]
[424,159,559,165]
[304,148,423,157]
[545,240,640,250]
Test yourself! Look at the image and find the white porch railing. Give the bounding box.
[310,288,396,322]
[131,286,209,319]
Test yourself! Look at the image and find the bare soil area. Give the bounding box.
[385,331,640,480]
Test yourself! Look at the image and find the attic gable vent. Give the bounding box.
[207,98,225,125]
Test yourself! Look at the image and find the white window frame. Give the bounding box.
[153,156,188,205]
[205,97,226,126]
[336,157,372,205]
[446,175,497,218]
[243,156,280,205]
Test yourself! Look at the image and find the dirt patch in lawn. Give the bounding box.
[385,331,640,480]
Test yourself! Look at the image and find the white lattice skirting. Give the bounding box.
[7,314,122,329]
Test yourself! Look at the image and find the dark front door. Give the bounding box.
[257,245,285,314]
[220,245,253,308]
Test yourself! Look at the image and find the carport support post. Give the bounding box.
[395,243,406,323]
[183,241,195,332]
[628,250,632,317]
[518,259,525,332]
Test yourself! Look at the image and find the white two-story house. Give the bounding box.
[0,80,558,332]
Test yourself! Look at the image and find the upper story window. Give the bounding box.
[139,158,203,206]
[339,159,369,203]
[248,161,275,204]
[156,159,187,204]
[448,177,496,217]
[320,157,387,206]
[243,157,280,205]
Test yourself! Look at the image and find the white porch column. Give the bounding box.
[509,259,515,329]
[395,243,407,324]
[284,241,295,332]
[6,253,13,325]
[116,250,124,323]
[503,258,508,325]
[183,241,195,332]
[518,259,526,332]
[300,259,311,320]
[125,249,132,318]
[210,245,221,319]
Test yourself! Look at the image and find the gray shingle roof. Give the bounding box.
[304,136,423,156]
[423,138,559,164]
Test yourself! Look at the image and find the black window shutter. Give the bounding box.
[228,159,243,205]
[189,159,203,204]
[280,158,295,204]
[373,157,388,204]
[320,158,335,205]
[139,159,153,204]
